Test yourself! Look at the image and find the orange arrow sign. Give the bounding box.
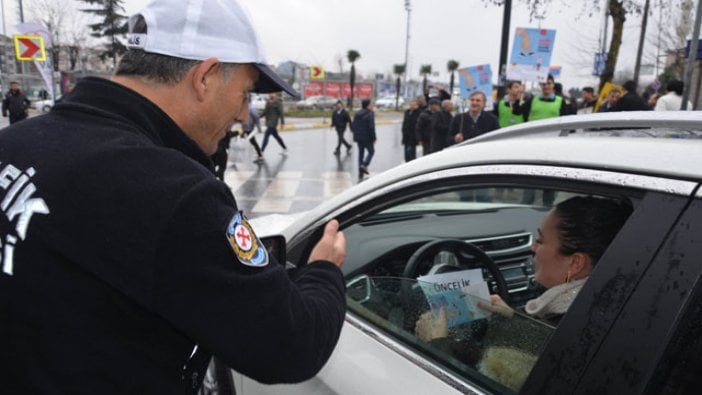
[310,66,325,80]
[19,38,40,58]
[14,35,46,61]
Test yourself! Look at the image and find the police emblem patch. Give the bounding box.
[226,212,269,267]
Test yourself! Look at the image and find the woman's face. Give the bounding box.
[531,209,573,288]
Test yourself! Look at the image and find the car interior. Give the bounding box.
[286,182,638,393]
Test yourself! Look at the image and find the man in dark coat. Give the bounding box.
[611,80,648,111]
[429,99,454,154]
[452,91,500,144]
[2,81,30,124]
[351,99,376,180]
[330,100,352,155]
[417,98,440,155]
[401,99,420,162]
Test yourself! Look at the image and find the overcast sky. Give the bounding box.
[17,0,680,90]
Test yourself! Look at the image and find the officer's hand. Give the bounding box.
[308,219,346,268]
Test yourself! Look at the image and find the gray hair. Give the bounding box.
[469,91,486,101]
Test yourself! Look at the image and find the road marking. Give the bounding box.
[252,172,302,213]
[224,171,255,192]
[323,171,354,198]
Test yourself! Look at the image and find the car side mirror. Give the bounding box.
[260,235,287,266]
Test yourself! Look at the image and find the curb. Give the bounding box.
[281,119,400,131]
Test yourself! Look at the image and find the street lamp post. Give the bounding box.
[497,0,512,97]
[403,0,411,97]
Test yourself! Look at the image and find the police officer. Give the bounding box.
[0,1,347,393]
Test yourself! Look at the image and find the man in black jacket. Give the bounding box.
[330,100,352,155]
[2,81,30,124]
[429,99,454,154]
[0,1,347,393]
[611,80,648,111]
[401,99,420,161]
[417,98,440,155]
[351,99,376,179]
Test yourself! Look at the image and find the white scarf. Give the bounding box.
[525,277,588,319]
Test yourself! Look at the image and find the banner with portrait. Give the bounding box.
[458,64,494,110]
[507,27,557,83]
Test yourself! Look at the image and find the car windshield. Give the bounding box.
[347,276,554,393]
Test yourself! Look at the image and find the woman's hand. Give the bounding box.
[415,307,448,342]
[477,294,515,318]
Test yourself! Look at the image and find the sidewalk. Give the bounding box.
[281,110,403,131]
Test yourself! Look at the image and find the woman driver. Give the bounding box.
[416,195,633,335]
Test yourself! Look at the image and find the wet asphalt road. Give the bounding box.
[222,120,413,218]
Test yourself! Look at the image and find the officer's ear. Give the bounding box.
[191,57,220,103]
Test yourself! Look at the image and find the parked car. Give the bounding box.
[376,95,405,109]
[31,96,60,112]
[211,112,702,394]
[293,95,338,111]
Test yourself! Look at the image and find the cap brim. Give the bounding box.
[253,63,299,98]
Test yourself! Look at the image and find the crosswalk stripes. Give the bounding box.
[224,170,356,214]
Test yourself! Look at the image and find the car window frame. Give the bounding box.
[521,190,699,393]
[282,165,697,392]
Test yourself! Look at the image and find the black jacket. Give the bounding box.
[450,110,500,141]
[2,89,30,117]
[351,108,376,143]
[401,108,421,145]
[611,92,648,111]
[415,107,433,142]
[331,108,351,133]
[429,110,453,153]
[0,77,346,394]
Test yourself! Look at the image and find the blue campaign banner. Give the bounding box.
[458,64,494,109]
[507,27,557,83]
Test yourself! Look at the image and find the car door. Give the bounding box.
[232,165,698,394]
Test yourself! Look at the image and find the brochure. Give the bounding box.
[418,269,491,327]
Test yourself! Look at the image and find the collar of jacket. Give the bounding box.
[56,77,213,171]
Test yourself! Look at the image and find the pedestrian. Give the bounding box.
[351,98,376,180]
[243,103,265,163]
[494,80,525,128]
[598,87,621,112]
[452,91,500,144]
[512,74,571,122]
[330,100,352,155]
[429,99,454,154]
[211,128,236,180]
[577,87,597,115]
[554,82,577,115]
[415,95,433,156]
[611,80,648,111]
[2,81,30,124]
[0,1,347,393]
[512,74,566,206]
[654,80,692,111]
[261,92,288,154]
[401,99,421,161]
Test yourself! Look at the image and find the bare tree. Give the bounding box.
[29,0,91,72]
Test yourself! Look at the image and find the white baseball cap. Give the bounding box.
[126,0,298,98]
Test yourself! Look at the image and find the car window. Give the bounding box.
[347,276,553,392]
[340,185,630,392]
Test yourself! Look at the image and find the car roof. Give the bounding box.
[333,112,700,205]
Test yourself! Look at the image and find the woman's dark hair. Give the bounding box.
[666,80,684,96]
[554,196,633,265]
[361,99,371,109]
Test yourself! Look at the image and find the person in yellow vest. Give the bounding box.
[493,80,526,128]
[512,74,567,206]
[512,74,570,122]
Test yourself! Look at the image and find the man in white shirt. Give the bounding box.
[655,80,693,111]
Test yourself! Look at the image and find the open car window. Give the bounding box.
[347,276,554,393]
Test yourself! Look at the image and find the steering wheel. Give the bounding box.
[403,239,510,302]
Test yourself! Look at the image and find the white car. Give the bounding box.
[207,112,702,394]
[376,95,405,109]
[31,97,58,112]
